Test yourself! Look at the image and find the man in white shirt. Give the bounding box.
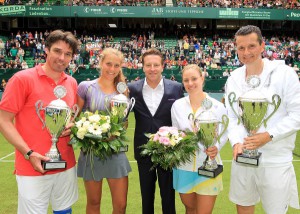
[128,48,183,214]
[225,25,300,214]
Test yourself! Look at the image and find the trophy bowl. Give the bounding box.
[35,86,79,170]
[191,99,228,178]
[110,94,135,122]
[108,82,135,123]
[228,77,281,166]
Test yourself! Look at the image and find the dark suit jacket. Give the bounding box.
[128,78,184,161]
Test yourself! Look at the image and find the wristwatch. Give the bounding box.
[24,150,33,160]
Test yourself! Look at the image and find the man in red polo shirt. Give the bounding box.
[0,30,79,214]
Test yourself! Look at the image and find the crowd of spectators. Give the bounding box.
[1,0,300,9]
[175,0,300,9]
[0,0,166,6]
[0,30,47,70]
[1,29,300,81]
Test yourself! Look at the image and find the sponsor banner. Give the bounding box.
[0,5,25,16]
[218,8,284,20]
[0,6,298,20]
[0,5,70,17]
[71,6,216,18]
[26,6,69,17]
[284,10,300,20]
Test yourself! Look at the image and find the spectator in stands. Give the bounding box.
[29,40,37,58]
[0,54,6,65]
[17,47,25,62]
[15,31,21,41]
[225,25,300,214]
[293,64,299,72]
[10,46,17,60]
[77,47,131,214]
[5,40,10,57]
[171,64,227,214]
[21,60,28,69]
[226,58,233,66]
[128,48,183,214]
[183,40,190,57]
[210,60,218,69]
[0,39,4,56]
[36,41,42,54]
[202,67,209,78]
[0,30,79,214]
[222,68,230,77]
[0,78,7,91]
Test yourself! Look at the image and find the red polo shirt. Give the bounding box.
[0,64,78,176]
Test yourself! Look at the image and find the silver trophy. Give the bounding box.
[109,82,135,122]
[228,75,281,166]
[35,85,79,170]
[105,82,135,152]
[189,98,229,178]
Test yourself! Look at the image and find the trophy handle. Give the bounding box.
[263,94,281,127]
[129,97,136,112]
[104,96,112,116]
[216,114,229,143]
[228,92,241,125]
[65,104,80,125]
[35,100,46,129]
[188,113,194,122]
[71,104,80,121]
[188,113,195,132]
[123,97,136,121]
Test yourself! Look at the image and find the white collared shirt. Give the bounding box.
[142,78,164,116]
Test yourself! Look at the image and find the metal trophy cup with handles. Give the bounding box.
[106,82,135,152]
[228,75,281,166]
[191,98,229,178]
[109,82,135,123]
[35,85,79,170]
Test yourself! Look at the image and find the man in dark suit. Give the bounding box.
[128,48,184,214]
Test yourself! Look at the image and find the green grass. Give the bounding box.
[0,113,300,214]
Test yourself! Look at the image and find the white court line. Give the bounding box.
[0,152,15,161]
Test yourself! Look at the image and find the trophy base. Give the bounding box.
[236,152,262,166]
[42,160,67,170]
[198,165,223,178]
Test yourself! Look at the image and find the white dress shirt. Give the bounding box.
[142,78,164,116]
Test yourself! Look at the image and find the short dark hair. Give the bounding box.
[141,48,164,65]
[235,25,263,45]
[45,30,78,55]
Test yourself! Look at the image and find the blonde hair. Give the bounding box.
[181,64,203,77]
[99,48,126,93]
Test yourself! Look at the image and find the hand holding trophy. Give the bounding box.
[35,85,79,170]
[190,98,229,178]
[228,75,281,166]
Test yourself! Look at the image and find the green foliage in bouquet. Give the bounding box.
[70,110,128,160]
[140,126,199,171]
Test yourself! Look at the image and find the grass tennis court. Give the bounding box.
[0,113,300,214]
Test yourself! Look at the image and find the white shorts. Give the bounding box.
[16,167,78,214]
[229,161,299,214]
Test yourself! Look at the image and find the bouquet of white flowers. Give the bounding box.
[70,110,128,160]
[140,126,199,170]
